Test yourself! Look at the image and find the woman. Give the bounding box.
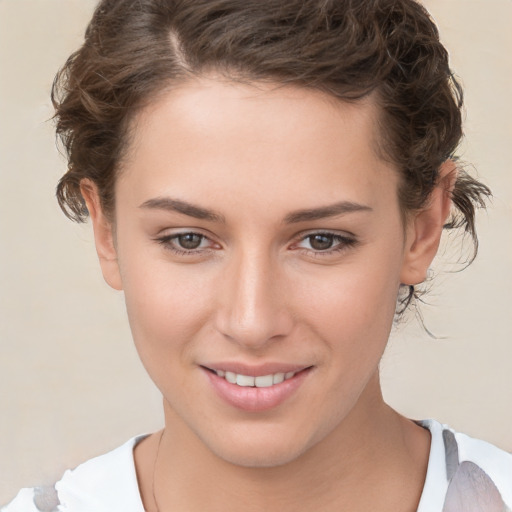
[2,0,511,510]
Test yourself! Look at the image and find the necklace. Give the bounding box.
[151,430,165,512]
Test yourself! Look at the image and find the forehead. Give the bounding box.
[131,77,382,155]
[119,77,399,217]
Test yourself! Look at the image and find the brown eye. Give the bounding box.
[293,232,357,256]
[177,233,204,249]
[156,231,216,255]
[308,234,334,251]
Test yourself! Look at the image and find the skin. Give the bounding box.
[82,77,454,511]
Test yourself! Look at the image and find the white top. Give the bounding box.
[3,419,512,511]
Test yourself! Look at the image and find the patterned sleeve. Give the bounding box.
[442,429,512,512]
[1,486,60,512]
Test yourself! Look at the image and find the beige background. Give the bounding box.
[0,0,511,504]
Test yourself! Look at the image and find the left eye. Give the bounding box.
[306,234,337,251]
[295,233,355,252]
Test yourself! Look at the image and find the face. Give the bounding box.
[86,77,444,468]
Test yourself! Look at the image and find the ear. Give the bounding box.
[80,179,123,291]
[400,160,457,285]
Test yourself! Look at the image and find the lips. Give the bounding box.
[202,363,312,412]
[213,369,298,388]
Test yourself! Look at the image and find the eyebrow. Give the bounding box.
[139,197,372,224]
[139,197,226,223]
[283,201,373,223]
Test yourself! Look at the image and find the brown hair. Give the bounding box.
[52,0,491,308]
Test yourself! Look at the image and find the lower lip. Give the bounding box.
[204,368,312,412]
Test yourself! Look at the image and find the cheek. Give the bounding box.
[118,249,215,367]
[301,260,400,331]
[294,248,403,369]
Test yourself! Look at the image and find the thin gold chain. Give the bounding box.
[151,429,165,512]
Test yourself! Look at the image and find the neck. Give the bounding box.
[136,376,430,512]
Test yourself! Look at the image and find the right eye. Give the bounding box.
[174,233,205,250]
[155,232,215,254]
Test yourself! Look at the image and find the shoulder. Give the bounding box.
[0,487,59,512]
[418,419,512,512]
[1,435,147,512]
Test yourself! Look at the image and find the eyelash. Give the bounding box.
[155,232,216,256]
[155,231,358,257]
[292,232,358,257]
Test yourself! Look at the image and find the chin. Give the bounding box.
[212,442,308,469]
[198,424,319,469]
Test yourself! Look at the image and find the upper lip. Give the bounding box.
[201,362,312,376]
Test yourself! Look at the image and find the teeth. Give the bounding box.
[215,369,297,387]
[255,375,273,387]
[273,372,285,384]
[236,374,255,387]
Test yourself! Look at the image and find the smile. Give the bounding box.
[203,365,312,411]
[213,369,298,388]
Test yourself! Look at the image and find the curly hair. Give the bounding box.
[52,0,491,309]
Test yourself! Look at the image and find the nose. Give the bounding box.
[214,248,294,350]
